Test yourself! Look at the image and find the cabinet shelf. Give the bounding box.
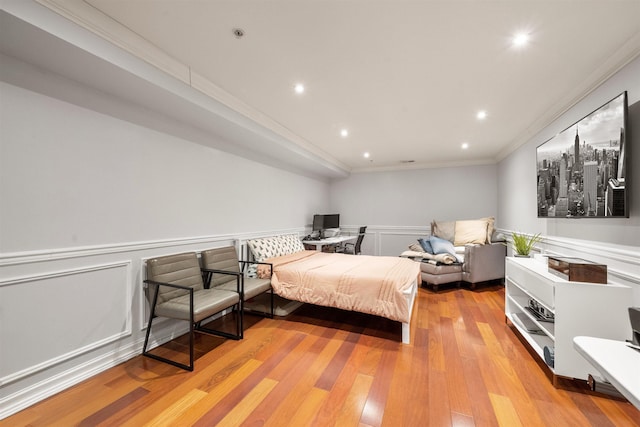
[505,257,631,383]
[508,295,555,340]
[506,294,555,339]
[506,312,555,364]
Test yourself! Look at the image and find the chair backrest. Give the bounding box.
[200,246,240,287]
[146,252,204,305]
[354,226,367,254]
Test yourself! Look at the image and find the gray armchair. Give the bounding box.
[142,252,243,371]
[462,242,506,285]
[409,243,506,291]
[201,246,274,319]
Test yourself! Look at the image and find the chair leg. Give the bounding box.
[142,286,195,371]
[238,300,243,339]
[142,285,160,356]
[269,290,274,318]
[142,309,155,357]
[188,319,194,371]
[197,302,243,341]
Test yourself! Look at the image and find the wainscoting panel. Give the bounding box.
[0,262,131,385]
[347,226,429,257]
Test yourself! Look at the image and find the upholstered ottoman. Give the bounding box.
[419,261,463,291]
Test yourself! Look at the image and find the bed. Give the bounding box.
[256,250,421,344]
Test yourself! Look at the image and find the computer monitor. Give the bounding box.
[323,214,340,229]
[311,214,340,239]
[312,214,324,232]
[630,307,640,345]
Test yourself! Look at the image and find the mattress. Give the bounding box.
[258,250,420,323]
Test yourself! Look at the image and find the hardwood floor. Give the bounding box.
[3,284,639,426]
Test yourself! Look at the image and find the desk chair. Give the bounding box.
[336,226,367,255]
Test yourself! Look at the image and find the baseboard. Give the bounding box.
[0,341,139,420]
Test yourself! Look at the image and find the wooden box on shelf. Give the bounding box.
[547,256,607,284]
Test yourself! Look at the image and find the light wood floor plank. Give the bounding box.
[440,316,474,417]
[335,373,373,427]
[144,388,208,427]
[288,387,328,427]
[489,393,523,427]
[218,378,278,426]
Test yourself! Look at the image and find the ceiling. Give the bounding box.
[12,1,640,174]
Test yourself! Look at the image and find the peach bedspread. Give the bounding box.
[258,251,420,323]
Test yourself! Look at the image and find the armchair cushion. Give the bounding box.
[431,220,456,242]
[417,238,433,254]
[482,216,496,243]
[155,288,240,322]
[429,236,463,263]
[200,246,273,301]
[216,277,272,300]
[454,219,489,246]
[408,242,423,252]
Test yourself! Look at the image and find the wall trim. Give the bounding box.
[0,260,130,286]
[498,228,640,266]
[0,337,141,420]
[0,330,131,387]
[0,261,132,386]
[0,228,305,267]
[498,228,640,286]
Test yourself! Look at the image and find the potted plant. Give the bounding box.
[511,232,542,257]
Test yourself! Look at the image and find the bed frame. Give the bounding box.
[401,278,419,344]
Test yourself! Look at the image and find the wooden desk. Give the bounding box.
[302,235,356,252]
[573,336,640,410]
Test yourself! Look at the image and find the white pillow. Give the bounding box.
[454,219,488,246]
[278,234,305,255]
[247,237,280,261]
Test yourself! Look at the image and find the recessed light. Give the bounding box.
[476,110,487,120]
[461,142,469,149]
[513,32,530,47]
[294,83,305,94]
[340,129,349,138]
[363,152,370,159]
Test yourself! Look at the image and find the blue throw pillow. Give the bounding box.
[429,236,463,262]
[417,238,433,254]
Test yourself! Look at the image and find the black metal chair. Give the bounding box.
[201,246,274,319]
[336,226,367,255]
[142,252,243,371]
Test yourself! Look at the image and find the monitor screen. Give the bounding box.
[323,214,340,229]
[312,214,324,231]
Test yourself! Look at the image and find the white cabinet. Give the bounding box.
[505,257,632,382]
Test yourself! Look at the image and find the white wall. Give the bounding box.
[0,65,329,417]
[330,165,498,255]
[0,83,328,253]
[498,55,640,303]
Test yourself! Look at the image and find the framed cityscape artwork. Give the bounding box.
[536,92,628,218]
